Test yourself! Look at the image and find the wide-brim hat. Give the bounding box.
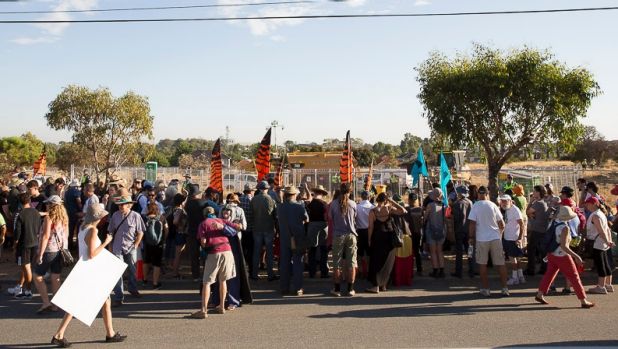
[311,185,328,196]
[256,181,269,190]
[84,203,109,225]
[557,206,577,221]
[455,185,469,197]
[228,194,241,204]
[113,188,134,205]
[283,185,299,195]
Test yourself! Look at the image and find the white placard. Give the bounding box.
[52,249,127,326]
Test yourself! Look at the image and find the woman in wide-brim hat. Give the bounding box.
[535,206,595,308]
[51,203,127,347]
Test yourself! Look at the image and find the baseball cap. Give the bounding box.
[478,186,488,194]
[499,195,511,201]
[584,196,599,206]
[560,186,574,196]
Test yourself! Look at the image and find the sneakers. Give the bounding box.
[330,289,341,297]
[105,332,127,343]
[506,277,519,286]
[588,286,608,294]
[501,288,511,297]
[7,285,22,296]
[479,289,491,297]
[605,285,615,293]
[152,283,162,290]
[347,290,356,297]
[15,290,33,300]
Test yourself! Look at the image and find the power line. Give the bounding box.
[0,0,315,15]
[0,6,617,23]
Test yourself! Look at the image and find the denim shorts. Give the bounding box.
[34,251,62,275]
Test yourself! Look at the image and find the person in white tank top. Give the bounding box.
[584,197,615,294]
[50,203,127,348]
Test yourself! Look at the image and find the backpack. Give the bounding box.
[132,194,145,214]
[144,217,163,246]
[543,221,565,255]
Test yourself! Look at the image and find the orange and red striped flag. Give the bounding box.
[339,130,353,184]
[209,139,223,194]
[274,155,285,188]
[255,128,271,181]
[33,152,47,176]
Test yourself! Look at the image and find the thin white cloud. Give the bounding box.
[11,36,59,45]
[414,0,431,6]
[345,0,367,7]
[11,0,98,45]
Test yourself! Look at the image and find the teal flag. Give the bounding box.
[411,147,429,186]
[439,152,451,206]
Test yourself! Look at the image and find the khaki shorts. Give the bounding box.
[476,240,505,266]
[332,233,358,270]
[203,251,236,285]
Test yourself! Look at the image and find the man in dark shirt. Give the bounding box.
[250,181,278,281]
[405,193,424,275]
[64,179,82,250]
[185,184,208,281]
[306,185,329,278]
[525,185,550,276]
[451,186,474,278]
[27,180,47,213]
[13,193,42,299]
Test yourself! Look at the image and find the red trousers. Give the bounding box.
[538,254,586,300]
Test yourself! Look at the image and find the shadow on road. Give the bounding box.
[496,340,618,347]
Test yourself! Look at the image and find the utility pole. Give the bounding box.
[268,120,284,155]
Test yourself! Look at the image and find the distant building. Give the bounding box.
[286,151,356,170]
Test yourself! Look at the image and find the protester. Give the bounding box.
[239,184,255,276]
[535,206,595,308]
[512,185,527,212]
[502,174,516,193]
[366,193,406,293]
[185,184,209,281]
[525,185,550,276]
[109,189,145,306]
[134,181,153,217]
[63,179,82,250]
[499,195,526,285]
[424,188,446,278]
[452,185,474,278]
[405,192,424,276]
[329,183,358,297]
[468,186,509,297]
[168,193,187,279]
[277,186,309,296]
[584,197,615,294]
[51,203,127,347]
[33,195,69,314]
[250,181,278,281]
[12,193,41,299]
[81,183,99,216]
[27,180,47,212]
[211,195,252,309]
[355,190,374,278]
[189,214,238,318]
[307,185,330,279]
[142,202,167,290]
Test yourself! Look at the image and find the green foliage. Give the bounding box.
[416,44,600,197]
[45,85,154,182]
[0,132,45,168]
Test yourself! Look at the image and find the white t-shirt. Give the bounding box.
[469,200,504,242]
[82,195,99,214]
[503,205,523,241]
[586,210,610,251]
[356,200,375,229]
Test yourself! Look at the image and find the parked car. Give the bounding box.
[223,173,258,192]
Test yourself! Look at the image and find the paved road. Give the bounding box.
[1,268,617,349]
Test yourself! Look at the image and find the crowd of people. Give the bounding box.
[1,169,617,347]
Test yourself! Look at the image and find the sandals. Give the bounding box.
[214,307,225,315]
[187,310,207,319]
[37,304,54,314]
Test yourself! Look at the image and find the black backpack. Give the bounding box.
[544,221,565,255]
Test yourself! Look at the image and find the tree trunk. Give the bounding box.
[487,163,502,202]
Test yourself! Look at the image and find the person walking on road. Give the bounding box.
[51,203,127,347]
[534,206,595,308]
[468,186,510,297]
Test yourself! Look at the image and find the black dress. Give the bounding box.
[368,215,395,287]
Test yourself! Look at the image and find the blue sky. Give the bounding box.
[1,0,617,147]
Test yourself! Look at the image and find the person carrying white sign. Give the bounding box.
[51,203,127,348]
